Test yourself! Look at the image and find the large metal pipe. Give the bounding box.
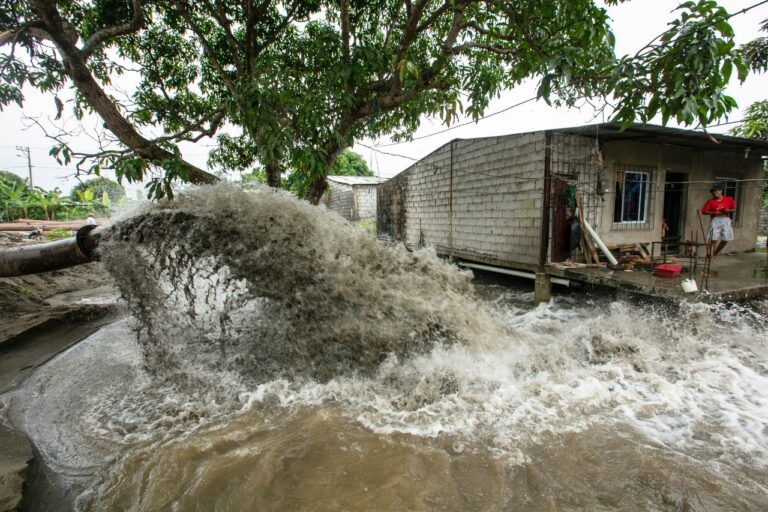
[0,225,99,277]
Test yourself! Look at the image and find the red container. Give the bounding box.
[655,263,682,277]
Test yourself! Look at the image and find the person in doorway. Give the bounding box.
[701,182,736,261]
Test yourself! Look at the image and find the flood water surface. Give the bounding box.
[3,185,767,510]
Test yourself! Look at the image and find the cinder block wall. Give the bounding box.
[324,181,355,220]
[450,134,546,265]
[377,172,408,240]
[354,185,378,220]
[403,144,452,250]
[378,132,546,267]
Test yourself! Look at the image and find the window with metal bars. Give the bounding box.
[613,166,655,229]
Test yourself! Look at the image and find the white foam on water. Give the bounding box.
[236,298,768,470]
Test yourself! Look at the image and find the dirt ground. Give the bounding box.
[0,243,114,344]
[0,238,119,511]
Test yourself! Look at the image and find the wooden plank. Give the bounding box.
[574,193,591,263]
[575,192,600,264]
[0,220,104,231]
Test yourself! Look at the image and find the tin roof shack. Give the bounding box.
[377,123,768,300]
[323,176,386,221]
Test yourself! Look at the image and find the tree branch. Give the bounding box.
[170,0,240,99]
[250,1,303,64]
[152,108,226,144]
[29,0,217,185]
[341,0,350,62]
[244,0,274,73]
[0,23,56,46]
[415,2,451,33]
[205,0,243,72]
[390,0,430,95]
[81,0,144,59]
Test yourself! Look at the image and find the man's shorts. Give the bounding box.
[708,216,734,241]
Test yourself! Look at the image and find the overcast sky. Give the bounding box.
[1,0,766,196]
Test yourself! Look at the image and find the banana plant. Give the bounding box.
[0,179,30,220]
[75,187,94,204]
[30,187,63,221]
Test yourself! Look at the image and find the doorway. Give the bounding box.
[662,172,687,254]
[550,178,572,262]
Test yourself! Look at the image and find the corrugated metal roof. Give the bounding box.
[327,175,386,186]
[556,123,768,155]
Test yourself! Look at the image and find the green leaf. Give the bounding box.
[734,59,749,81]
[720,60,732,83]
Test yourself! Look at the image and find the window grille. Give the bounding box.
[613,165,655,230]
[548,134,607,263]
[550,135,605,229]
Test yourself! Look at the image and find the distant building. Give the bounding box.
[377,123,768,270]
[323,176,386,221]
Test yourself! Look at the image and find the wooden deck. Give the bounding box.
[547,252,768,301]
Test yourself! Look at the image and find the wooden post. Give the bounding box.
[539,132,552,268]
[534,272,552,304]
[536,132,553,305]
[448,141,454,258]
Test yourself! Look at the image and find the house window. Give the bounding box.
[715,176,744,224]
[614,166,653,227]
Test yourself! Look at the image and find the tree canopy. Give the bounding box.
[731,16,767,205]
[0,0,757,203]
[741,18,768,72]
[284,149,372,197]
[329,150,373,178]
[732,99,768,206]
[70,176,126,203]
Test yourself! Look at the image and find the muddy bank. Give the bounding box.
[0,260,115,344]
[0,260,119,512]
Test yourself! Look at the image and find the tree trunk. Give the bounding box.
[265,159,282,189]
[307,142,348,205]
[307,175,327,205]
[307,148,342,205]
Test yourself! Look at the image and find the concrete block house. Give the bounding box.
[377,124,768,279]
[323,176,385,222]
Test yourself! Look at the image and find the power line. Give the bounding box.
[2,164,82,171]
[371,97,538,148]
[357,142,419,161]
[0,145,59,151]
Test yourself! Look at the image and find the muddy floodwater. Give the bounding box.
[2,185,767,510]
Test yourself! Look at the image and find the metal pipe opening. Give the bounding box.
[0,225,100,277]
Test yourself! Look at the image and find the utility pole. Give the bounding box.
[16,146,32,188]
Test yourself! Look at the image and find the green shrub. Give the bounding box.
[70,177,125,204]
[45,228,74,240]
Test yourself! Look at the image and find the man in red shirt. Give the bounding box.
[701,182,736,261]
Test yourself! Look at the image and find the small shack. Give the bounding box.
[377,123,768,300]
[323,176,385,221]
